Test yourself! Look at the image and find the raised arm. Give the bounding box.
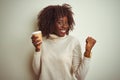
[72,37,96,80]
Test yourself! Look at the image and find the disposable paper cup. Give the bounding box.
[32,31,42,41]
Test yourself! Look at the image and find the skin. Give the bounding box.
[31,16,96,58]
[54,16,69,37]
[84,37,96,58]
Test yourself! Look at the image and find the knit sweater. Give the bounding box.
[32,34,91,80]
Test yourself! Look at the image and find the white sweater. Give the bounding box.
[32,35,91,80]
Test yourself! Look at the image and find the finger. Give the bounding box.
[86,38,96,46]
[33,40,42,46]
[87,37,95,41]
[36,41,42,46]
[31,35,39,40]
[32,39,41,43]
[32,39,41,45]
[86,37,90,43]
[32,37,40,43]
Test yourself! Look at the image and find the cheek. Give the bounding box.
[53,25,60,34]
[55,24,61,31]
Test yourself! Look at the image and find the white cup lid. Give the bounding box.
[32,31,41,34]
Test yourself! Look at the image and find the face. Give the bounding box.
[54,16,69,37]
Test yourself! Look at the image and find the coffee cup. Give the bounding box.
[32,31,42,49]
[32,31,42,41]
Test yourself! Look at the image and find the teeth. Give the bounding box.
[60,30,66,33]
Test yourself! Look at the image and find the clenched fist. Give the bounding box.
[84,36,96,58]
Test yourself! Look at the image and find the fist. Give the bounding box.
[85,36,96,52]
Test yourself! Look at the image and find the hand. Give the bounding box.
[84,36,96,58]
[85,36,96,52]
[31,35,42,52]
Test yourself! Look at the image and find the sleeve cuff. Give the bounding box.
[34,50,41,56]
[83,57,91,61]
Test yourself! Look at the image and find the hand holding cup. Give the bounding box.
[31,31,42,52]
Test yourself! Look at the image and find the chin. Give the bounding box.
[57,32,66,37]
[59,34,66,37]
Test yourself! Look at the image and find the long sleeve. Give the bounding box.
[31,35,91,80]
[32,51,41,75]
[72,42,91,80]
[77,57,90,80]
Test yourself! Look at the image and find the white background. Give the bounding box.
[0,0,120,80]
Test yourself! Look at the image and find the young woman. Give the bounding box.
[31,4,96,80]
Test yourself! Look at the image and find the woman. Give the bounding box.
[31,4,96,80]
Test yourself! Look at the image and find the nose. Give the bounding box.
[61,23,68,29]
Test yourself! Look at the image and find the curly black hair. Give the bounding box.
[37,3,75,38]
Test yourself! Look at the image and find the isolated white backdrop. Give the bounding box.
[0,0,120,80]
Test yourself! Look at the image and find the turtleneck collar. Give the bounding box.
[49,34,67,40]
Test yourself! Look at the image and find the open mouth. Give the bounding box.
[60,30,66,33]
[59,29,67,34]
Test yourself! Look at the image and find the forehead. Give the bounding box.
[56,16,68,21]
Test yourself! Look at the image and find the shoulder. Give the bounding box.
[66,35,80,45]
[67,35,79,41]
